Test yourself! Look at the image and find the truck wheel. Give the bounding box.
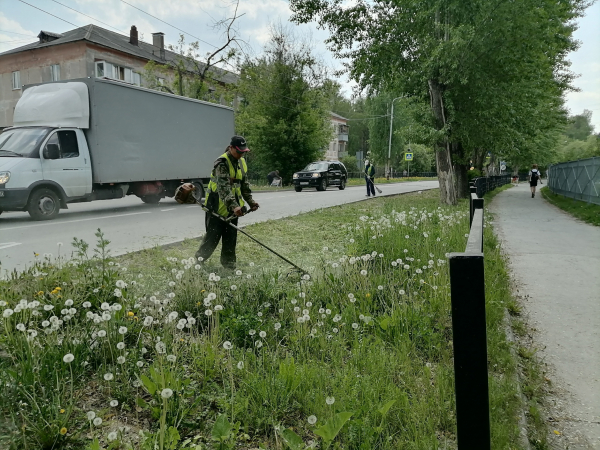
[294,186,302,192]
[316,179,327,191]
[28,188,60,221]
[141,194,161,204]
[339,179,346,190]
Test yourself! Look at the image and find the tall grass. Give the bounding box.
[0,191,523,449]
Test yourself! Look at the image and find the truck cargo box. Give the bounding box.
[22,78,234,184]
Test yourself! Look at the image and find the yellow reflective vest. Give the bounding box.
[206,152,248,217]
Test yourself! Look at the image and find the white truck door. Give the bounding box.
[41,129,92,197]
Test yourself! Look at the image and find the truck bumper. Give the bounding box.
[293,179,320,188]
[0,188,30,211]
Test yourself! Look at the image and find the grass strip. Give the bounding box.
[541,187,600,226]
[0,189,528,449]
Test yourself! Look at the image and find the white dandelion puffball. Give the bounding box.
[237,361,244,369]
[117,356,126,364]
[155,342,166,354]
[118,326,127,335]
[64,299,74,306]
[230,285,237,291]
[205,309,213,316]
[63,353,74,363]
[214,305,223,311]
[137,361,144,367]
[108,431,117,441]
[104,373,114,381]
[110,400,119,407]
[83,301,91,308]
[161,388,174,399]
[302,274,310,281]
[255,340,263,348]
[143,316,153,327]
[93,417,102,426]
[259,331,266,338]
[223,341,233,350]
[308,415,317,425]
[352,323,359,329]
[348,293,355,299]
[86,411,96,421]
[360,270,367,276]
[249,329,256,336]
[235,270,242,275]
[98,330,107,338]
[326,396,335,405]
[167,354,177,362]
[378,285,384,290]
[274,322,281,330]
[399,289,406,295]
[116,342,125,350]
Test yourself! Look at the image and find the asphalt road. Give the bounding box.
[0,181,438,275]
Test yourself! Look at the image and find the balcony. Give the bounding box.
[338,133,349,142]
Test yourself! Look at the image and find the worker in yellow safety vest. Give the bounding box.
[195,136,259,269]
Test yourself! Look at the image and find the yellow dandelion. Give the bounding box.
[55,287,61,291]
[365,293,371,298]
[60,409,65,413]
[197,302,202,306]
[553,430,561,435]
[180,338,184,342]
[127,311,134,317]
[37,291,44,296]
[60,427,67,435]
[201,289,206,293]
[51,289,58,295]
[34,253,39,257]
[133,316,139,321]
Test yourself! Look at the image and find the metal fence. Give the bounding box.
[472,175,511,198]
[548,157,600,205]
[347,171,437,179]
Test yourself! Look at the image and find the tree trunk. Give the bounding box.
[512,164,519,176]
[451,141,469,199]
[474,148,485,171]
[429,79,457,205]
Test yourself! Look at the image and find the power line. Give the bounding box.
[0,29,37,37]
[0,38,37,44]
[119,0,218,49]
[17,0,79,28]
[50,0,127,34]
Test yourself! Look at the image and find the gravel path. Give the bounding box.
[490,184,600,449]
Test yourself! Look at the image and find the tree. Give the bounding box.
[235,25,333,183]
[290,0,586,204]
[144,0,245,103]
[564,110,595,141]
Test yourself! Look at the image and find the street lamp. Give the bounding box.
[387,95,409,179]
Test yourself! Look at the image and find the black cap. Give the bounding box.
[230,135,250,152]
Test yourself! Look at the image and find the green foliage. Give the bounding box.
[339,155,358,171]
[235,25,333,183]
[541,187,600,226]
[564,110,595,141]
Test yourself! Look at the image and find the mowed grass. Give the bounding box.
[0,189,529,449]
[541,186,600,226]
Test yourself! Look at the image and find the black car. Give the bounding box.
[293,161,348,192]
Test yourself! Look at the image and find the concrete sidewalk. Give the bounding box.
[491,184,600,448]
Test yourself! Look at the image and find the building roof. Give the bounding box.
[0,24,237,85]
[330,112,348,121]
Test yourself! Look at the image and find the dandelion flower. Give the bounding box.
[161,388,173,399]
[274,322,281,330]
[223,341,233,350]
[60,427,67,435]
[86,411,96,421]
[110,400,119,407]
[237,361,244,369]
[204,309,213,316]
[97,330,107,338]
[255,340,263,348]
[155,342,166,354]
[63,353,74,363]
[104,373,114,381]
[117,356,126,364]
[259,331,266,338]
[65,299,74,307]
[352,323,359,329]
[302,274,310,281]
[16,323,26,331]
[399,289,405,295]
[360,270,367,276]
[116,342,125,350]
[93,417,102,426]
[230,285,237,291]
[118,326,127,335]
[137,361,144,367]
[378,285,384,290]
[108,431,117,441]
[308,415,317,425]
[214,305,223,311]
[249,329,256,336]
[326,396,335,405]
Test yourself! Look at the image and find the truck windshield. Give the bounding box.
[304,163,328,171]
[0,127,52,158]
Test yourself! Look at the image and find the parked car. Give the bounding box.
[292,161,347,192]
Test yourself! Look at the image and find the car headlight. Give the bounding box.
[312,172,321,178]
[0,171,10,184]
[293,173,299,179]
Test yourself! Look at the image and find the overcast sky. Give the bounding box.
[1,0,599,131]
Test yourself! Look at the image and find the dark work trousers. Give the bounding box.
[366,177,375,196]
[195,213,238,269]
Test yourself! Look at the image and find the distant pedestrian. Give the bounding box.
[267,170,281,186]
[528,164,542,198]
[403,169,408,177]
[365,160,375,197]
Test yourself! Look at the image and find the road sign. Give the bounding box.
[500,164,506,171]
[405,152,413,161]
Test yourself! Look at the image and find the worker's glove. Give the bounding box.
[174,183,197,204]
[250,202,259,211]
[233,207,244,217]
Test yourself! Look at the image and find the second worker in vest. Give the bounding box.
[195,136,259,270]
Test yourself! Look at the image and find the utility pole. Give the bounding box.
[387,95,408,180]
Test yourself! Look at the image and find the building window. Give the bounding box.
[12,71,21,90]
[50,64,60,81]
[95,60,140,86]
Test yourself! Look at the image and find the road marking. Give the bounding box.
[0,212,152,231]
[0,242,21,250]
[160,208,176,212]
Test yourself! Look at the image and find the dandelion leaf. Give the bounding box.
[379,317,390,331]
[280,428,305,450]
[212,414,232,442]
[166,426,181,450]
[378,400,396,416]
[140,374,156,395]
[314,411,353,443]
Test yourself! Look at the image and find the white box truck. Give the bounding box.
[0,78,234,220]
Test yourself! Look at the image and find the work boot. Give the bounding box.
[531,193,534,198]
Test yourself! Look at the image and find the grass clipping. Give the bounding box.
[0,190,524,449]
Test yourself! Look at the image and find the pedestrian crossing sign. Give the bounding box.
[405,152,414,161]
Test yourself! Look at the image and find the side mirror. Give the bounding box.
[43,143,60,160]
